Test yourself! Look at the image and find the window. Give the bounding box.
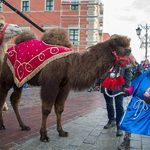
[71,0,79,10]
[45,0,54,11]
[69,29,79,45]
[22,0,30,12]
[0,2,3,12]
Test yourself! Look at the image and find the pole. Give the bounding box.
[145,24,148,59]
[0,0,45,32]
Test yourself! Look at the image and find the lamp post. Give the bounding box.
[136,24,150,60]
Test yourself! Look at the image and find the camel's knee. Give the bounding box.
[10,91,21,106]
[55,105,64,114]
[42,109,51,116]
[54,100,65,114]
[42,99,54,116]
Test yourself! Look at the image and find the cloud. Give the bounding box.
[117,15,137,22]
[132,0,150,10]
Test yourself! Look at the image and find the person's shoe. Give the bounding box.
[118,138,130,150]
[116,129,123,137]
[88,88,92,92]
[104,120,115,129]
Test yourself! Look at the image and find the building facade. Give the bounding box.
[0,0,103,52]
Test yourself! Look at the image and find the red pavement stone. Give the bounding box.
[0,88,105,149]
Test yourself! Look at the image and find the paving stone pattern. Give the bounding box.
[0,87,149,150]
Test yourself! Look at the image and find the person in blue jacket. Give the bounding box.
[118,66,150,150]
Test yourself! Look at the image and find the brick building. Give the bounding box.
[0,0,103,52]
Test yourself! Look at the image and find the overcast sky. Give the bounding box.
[103,0,150,62]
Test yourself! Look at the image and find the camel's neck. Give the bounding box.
[69,46,114,91]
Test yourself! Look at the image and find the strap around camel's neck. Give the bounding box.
[112,51,129,67]
[101,51,130,90]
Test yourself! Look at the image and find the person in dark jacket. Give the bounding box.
[101,66,133,136]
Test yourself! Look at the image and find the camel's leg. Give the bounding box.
[10,85,30,131]
[54,83,70,137]
[0,84,11,130]
[40,84,58,142]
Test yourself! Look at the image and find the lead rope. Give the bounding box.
[104,88,125,100]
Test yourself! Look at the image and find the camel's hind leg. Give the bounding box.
[54,83,70,137]
[0,84,11,129]
[10,85,30,131]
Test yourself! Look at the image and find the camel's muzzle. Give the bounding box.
[124,48,131,56]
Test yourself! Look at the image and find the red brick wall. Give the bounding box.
[1,0,90,52]
[1,0,61,38]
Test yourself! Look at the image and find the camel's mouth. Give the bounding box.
[116,47,131,57]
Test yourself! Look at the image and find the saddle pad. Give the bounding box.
[7,39,73,87]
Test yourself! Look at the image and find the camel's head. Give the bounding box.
[41,28,72,48]
[0,23,22,43]
[108,34,131,67]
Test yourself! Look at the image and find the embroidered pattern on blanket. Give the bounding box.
[7,39,74,87]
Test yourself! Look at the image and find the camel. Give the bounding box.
[0,15,22,111]
[0,28,131,142]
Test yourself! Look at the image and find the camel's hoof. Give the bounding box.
[0,124,6,130]
[59,131,68,137]
[40,135,50,142]
[21,126,31,131]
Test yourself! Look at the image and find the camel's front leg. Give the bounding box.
[40,85,56,142]
[10,86,30,131]
[54,83,70,137]
[40,101,55,142]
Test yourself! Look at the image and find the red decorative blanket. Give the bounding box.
[7,39,74,87]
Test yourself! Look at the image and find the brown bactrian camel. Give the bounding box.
[0,28,131,142]
[0,15,22,111]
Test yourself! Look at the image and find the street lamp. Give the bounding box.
[136,24,150,60]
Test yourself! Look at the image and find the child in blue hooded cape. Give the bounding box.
[118,67,150,150]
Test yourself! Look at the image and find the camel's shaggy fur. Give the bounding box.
[15,31,36,44]
[0,28,131,142]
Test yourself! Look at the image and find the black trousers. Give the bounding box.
[103,91,124,128]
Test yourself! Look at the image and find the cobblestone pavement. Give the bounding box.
[0,87,149,150]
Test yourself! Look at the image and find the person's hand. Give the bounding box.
[123,86,134,97]
[123,88,130,97]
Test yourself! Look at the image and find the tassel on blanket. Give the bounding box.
[101,65,125,90]
[101,75,125,90]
